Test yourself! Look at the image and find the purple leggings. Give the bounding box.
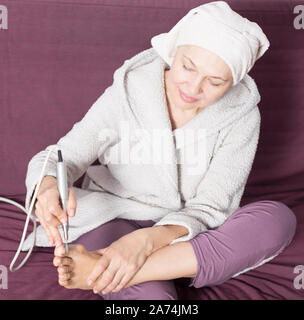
[73,200,297,300]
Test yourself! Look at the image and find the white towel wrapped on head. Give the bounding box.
[151,1,270,86]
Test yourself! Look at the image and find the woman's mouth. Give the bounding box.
[179,89,199,103]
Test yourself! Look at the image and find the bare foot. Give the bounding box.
[53,243,100,290]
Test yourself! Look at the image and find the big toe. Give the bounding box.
[54,243,66,257]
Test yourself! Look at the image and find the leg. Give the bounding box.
[122,241,197,289]
[64,218,178,300]
[188,200,297,288]
[108,200,297,289]
[56,200,296,293]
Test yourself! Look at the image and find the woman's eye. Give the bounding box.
[209,80,221,86]
[182,65,222,86]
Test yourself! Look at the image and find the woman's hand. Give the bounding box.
[87,229,153,294]
[34,175,77,246]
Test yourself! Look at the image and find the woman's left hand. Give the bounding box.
[87,229,153,294]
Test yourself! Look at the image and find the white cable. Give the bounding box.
[0,145,58,272]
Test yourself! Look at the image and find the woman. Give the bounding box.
[24,1,297,300]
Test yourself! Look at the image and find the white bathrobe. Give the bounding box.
[22,47,261,251]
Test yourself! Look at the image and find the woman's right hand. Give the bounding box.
[34,175,77,246]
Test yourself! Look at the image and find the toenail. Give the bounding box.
[57,250,64,256]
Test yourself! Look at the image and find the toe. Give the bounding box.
[59,272,71,281]
[53,256,62,267]
[61,256,73,266]
[54,243,66,257]
[58,278,71,288]
[58,265,70,275]
[53,256,73,267]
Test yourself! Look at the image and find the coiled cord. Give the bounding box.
[0,145,58,272]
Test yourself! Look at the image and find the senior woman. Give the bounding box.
[23,1,297,300]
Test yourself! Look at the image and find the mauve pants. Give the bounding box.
[72,200,297,300]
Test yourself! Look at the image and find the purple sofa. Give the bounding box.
[0,0,303,300]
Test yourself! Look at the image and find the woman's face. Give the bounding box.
[165,45,233,113]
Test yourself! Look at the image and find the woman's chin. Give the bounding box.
[177,102,199,111]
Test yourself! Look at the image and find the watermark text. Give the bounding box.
[97,121,208,176]
[0,265,8,290]
[293,5,304,29]
[293,265,304,289]
[0,5,8,30]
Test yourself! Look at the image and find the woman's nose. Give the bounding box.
[188,79,203,96]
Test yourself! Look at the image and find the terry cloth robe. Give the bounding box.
[21,47,261,251]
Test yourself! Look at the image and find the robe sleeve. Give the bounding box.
[152,106,261,245]
[24,85,118,218]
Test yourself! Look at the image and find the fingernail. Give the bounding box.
[88,279,92,286]
[69,209,75,216]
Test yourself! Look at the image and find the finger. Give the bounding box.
[103,267,125,294]
[112,268,136,293]
[39,218,55,246]
[67,188,77,217]
[93,265,116,294]
[49,225,63,246]
[43,214,62,246]
[38,188,66,224]
[87,256,109,286]
[35,206,55,245]
[44,210,63,228]
[47,201,67,225]
[40,197,65,245]
[34,200,43,216]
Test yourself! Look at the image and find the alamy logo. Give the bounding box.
[0,265,8,290]
[0,5,8,30]
[293,5,304,29]
[293,265,304,289]
[97,121,208,176]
